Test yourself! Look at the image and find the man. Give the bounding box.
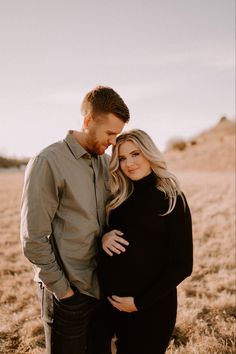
[20,86,130,354]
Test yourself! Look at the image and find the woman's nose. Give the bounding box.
[126,157,135,166]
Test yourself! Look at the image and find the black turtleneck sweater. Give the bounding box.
[99,172,193,311]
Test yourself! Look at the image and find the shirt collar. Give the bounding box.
[64,130,91,160]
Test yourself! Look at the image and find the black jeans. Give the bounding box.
[37,284,113,354]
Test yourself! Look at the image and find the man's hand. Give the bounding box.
[108,295,138,312]
[59,287,75,300]
[102,230,129,256]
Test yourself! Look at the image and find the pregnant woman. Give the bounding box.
[98,129,193,354]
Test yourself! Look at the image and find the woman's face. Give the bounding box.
[118,140,152,181]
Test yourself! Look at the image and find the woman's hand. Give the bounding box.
[102,230,129,256]
[108,295,138,312]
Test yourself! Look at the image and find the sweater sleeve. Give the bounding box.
[134,193,193,311]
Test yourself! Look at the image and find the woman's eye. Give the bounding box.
[132,153,140,157]
[119,157,125,162]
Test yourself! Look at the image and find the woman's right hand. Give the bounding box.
[102,230,129,256]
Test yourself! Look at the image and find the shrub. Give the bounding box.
[167,138,187,151]
[0,156,29,168]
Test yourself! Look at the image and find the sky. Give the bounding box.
[0,0,235,157]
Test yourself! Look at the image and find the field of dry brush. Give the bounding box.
[0,166,235,354]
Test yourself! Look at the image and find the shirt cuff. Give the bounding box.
[49,276,71,300]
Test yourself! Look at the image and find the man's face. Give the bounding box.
[85,113,125,155]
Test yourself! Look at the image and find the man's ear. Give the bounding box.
[83,115,92,130]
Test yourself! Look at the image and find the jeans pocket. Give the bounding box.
[58,287,81,306]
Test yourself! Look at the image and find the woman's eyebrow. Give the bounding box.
[118,149,140,158]
[129,149,140,154]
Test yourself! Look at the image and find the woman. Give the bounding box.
[98,129,193,354]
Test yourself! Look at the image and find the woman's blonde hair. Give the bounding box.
[106,129,184,221]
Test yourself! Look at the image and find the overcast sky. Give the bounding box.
[0,0,235,157]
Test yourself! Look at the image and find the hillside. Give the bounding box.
[165,117,235,172]
[0,172,235,353]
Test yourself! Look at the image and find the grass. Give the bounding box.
[0,170,235,353]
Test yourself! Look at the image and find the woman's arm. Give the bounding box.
[134,193,193,311]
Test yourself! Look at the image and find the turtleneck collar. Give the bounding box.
[132,171,157,190]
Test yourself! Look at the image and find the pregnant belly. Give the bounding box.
[98,250,156,297]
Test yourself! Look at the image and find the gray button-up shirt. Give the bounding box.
[20,131,110,299]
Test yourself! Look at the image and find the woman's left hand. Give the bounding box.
[108,295,138,312]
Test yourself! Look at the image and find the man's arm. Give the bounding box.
[20,156,71,299]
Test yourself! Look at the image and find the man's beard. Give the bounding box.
[86,132,105,155]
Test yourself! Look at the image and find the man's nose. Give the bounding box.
[109,136,117,146]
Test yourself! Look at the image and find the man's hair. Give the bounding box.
[81,86,130,123]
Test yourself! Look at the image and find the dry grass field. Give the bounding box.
[0,119,235,353]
